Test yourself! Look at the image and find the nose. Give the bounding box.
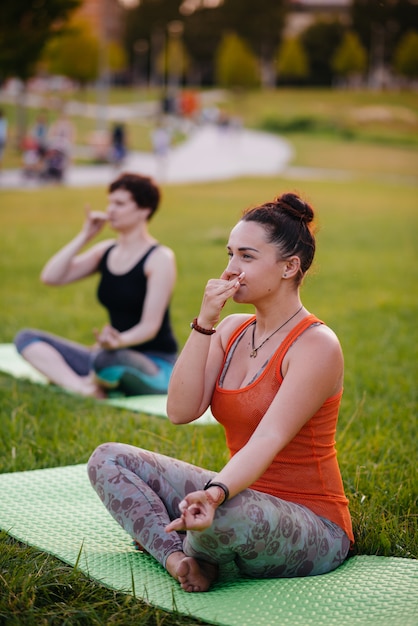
[224,258,240,280]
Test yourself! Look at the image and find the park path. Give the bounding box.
[0,89,357,189]
[0,123,294,189]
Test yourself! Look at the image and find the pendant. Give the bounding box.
[250,349,258,358]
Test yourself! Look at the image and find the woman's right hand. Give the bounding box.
[167,271,245,424]
[82,205,108,242]
[41,206,112,286]
[198,271,245,328]
[165,490,218,533]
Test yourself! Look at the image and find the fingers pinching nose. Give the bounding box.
[235,272,245,286]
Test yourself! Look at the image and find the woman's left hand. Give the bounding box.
[93,324,121,350]
[165,490,216,533]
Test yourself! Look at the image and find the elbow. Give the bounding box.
[167,414,184,425]
[40,273,59,286]
[166,405,186,425]
[166,399,195,425]
[40,272,53,285]
[40,268,69,286]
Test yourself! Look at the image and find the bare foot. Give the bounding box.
[166,552,218,592]
[77,375,107,399]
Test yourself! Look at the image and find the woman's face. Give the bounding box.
[224,220,285,304]
[106,188,148,230]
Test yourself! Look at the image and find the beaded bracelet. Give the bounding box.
[204,480,229,505]
[190,317,216,335]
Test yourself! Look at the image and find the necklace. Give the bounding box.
[250,305,303,358]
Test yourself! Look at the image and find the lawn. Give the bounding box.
[0,87,417,625]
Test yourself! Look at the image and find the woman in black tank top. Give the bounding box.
[14,172,178,397]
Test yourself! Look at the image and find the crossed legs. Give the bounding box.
[87,443,351,592]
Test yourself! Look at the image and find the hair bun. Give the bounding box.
[277,193,314,224]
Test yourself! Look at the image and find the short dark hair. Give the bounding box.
[108,172,161,220]
[242,192,316,286]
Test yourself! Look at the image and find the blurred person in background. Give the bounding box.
[14,172,178,398]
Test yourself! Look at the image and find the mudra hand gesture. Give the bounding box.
[165,486,226,533]
[93,324,121,350]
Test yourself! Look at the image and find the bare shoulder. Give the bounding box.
[283,321,344,394]
[146,244,175,270]
[296,321,342,356]
[151,244,175,262]
[88,238,116,259]
[287,321,343,373]
[157,243,175,258]
[307,322,341,348]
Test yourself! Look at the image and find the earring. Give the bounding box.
[283,273,287,278]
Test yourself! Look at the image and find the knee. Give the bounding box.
[87,441,125,487]
[87,443,110,484]
[14,329,39,354]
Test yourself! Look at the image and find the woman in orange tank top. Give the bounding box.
[88,192,353,592]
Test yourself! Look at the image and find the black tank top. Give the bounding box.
[97,244,177,355]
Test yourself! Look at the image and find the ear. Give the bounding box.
[282,256,301,279]
[141,207,153,220]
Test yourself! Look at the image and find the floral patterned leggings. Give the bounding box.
[87,442,350,579]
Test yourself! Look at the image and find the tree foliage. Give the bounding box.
[394,30,418,79]
[276,37,309,83]
[157,36,190,86]
[219,0,286,61]
[124,0,285,85]
[215,32,260,89]
[0,0,81,80]
[332,31,367,79]
[351,0,418,64]
[182,7,225,85]
[124,0,183,55]
[42,19,100,86]
[301,19,345,85]
[108,41,129,75]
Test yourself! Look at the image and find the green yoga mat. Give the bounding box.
[0,464,416,626]
[0,343,215,425]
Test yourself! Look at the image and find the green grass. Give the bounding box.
[0,88,417,624]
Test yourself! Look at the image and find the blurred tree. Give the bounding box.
[182,7,225,85]
[0,0,81,81]
[124,0,183,84]
[275,37,309,85]
[332,31,367,85]
[219,0,286,86]
[351,0,418,67]
[394,30,418,81]
[301,19,345,85]
[108,41,129,76]
[0,0,80,147]
[215,32,260,89]
[157,34,190,87]
[123,0,287,87]
[42,19,100,87]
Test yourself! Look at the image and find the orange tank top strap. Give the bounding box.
[223,316,256,355]
[274,313,323,381]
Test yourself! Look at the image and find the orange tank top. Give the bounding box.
[211,314,354,544]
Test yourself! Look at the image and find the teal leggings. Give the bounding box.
[87,443,350,579]
[14,328,176,395]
